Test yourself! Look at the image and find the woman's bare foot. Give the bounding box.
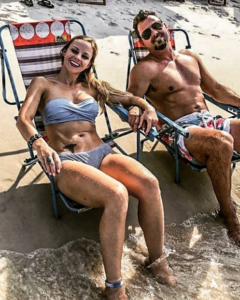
[144,255,177,286]
[104,285,129,300]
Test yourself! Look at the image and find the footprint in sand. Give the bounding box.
[108,21,118,27]
[110,51,120,56]
[211,34,220,38]
[176,15,184,20]
[212,56,221,60]
[128,11,136,17]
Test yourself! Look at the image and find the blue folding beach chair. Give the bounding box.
[126,28,240,183]
[0,18,129,218]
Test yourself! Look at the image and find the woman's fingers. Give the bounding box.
[128,106,142,132]
[38,149,61,176]
[52,152,62,174]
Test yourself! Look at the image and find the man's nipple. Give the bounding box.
[169,86,174,91]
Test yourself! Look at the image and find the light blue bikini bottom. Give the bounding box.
[58,143,112,169]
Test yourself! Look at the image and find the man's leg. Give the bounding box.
[183,127,240,244]
[229,119,240,152]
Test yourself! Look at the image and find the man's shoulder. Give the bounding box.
[135,54,160,70]
[178,48,199,60]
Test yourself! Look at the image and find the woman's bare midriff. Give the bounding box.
[44,120,104,154]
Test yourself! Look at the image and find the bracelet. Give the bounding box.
[128,105,142,111]
[128,106,134,111]
[105,279,124,289]
[28,133,42,148]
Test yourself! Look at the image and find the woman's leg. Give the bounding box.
[55,161,129,298]
[100,153,176,286]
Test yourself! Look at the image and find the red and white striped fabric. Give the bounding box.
[9,19,72,139]
[9,19,71,88]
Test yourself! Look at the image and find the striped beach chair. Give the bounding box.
[126,28,240,183]
[0,19,92,218]
[9,19,72,142]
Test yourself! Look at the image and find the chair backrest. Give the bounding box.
[8,19,72,140]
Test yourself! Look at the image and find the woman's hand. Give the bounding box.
[36,144,62,176]
[128,106,143,132]
[139,107,158,135]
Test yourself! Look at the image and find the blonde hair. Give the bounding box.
[61,35,129,112]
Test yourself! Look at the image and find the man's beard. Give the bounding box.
[154,41,167,51]
[152,34,168,51]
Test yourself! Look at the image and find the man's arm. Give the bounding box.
[127,63,152,131]
[127,63,151,98]
[186,50,240,107]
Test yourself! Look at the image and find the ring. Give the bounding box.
[46,156,53,164]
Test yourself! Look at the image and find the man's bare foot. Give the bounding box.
[223,200,240,245]
[144,255,177,287]
[104,285,129,300]
[228,224,240,246]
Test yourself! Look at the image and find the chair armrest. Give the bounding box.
[204,92,240,118]
[106,103,190,140]
[156,111,190,138]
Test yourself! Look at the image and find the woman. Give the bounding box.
[16,35,177,299]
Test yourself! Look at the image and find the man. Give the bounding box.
[127,10,240,245]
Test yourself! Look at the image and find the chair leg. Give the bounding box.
[137,129,141,161]
[174,135,180,184]
[175,157,180,184]
[49,175,60,219]
[231,162,236,176]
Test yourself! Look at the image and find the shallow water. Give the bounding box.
[0,214,240,300]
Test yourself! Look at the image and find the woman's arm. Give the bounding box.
[109,93,158,135]
[16,77,61,176]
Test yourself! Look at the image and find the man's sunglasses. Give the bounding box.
[141,22,163,41]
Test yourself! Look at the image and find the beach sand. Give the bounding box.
[0,0,240,299]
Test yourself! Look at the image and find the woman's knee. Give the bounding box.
[106,183,129,214]
[137,172,160,196]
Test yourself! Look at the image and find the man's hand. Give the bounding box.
[128,106,143,132]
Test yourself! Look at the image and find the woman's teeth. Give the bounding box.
[70,60,80,67]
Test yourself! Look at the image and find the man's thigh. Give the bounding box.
[230,119,240,152]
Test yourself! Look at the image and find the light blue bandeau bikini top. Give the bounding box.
[41,98,99,126]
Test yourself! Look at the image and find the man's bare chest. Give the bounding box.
[150,58,201,94]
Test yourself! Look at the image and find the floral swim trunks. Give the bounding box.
[158,110,232,165]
